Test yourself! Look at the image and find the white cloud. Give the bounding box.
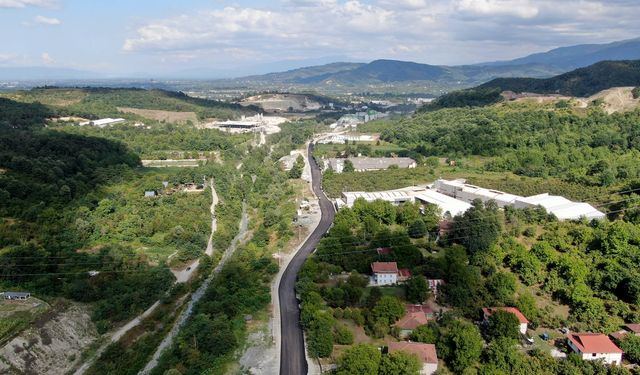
[41,52,54,64]
[120,0,640,67]
[33,15,61,25]
[456,0,539,18]
[0,0,56,8]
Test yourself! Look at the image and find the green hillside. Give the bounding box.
[479,60,640,97]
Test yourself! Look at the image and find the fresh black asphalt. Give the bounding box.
[279,143,335,375]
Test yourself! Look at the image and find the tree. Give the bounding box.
[288,155,305,179]
[453,199,502,255]
[486,272,516,305]
[405,275,430,303]
[408,219,427,238]
[334,324,354,345]
[440,320,483,374]
[486,310,520,341]
[410,321,440,343]
[336,344,381,375]
[373,296,405,324]
[379,351,421,375]
[619,334,640,363]
[343,159,355,173]
[482,337,523,373]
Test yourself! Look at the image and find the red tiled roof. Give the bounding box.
[405,304,434,315]
[482,307,529,324]
[388,342,438,364]
[395,311,430,330]
[626,324,640,333]
[376,247,392,255]
[371,262,398,274]
[610,330,628,341]
[398,268,411,278]
[568,333,623,354]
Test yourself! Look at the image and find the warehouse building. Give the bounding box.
[323,157,416,173]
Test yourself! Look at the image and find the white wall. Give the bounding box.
[421,362,438,375]
[519,323,528,335]
[375,273,397,285]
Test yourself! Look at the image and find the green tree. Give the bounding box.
[452,199,502,255]
[379,351,421,375]
[405,275,430,303]
[440,320,483,374]
[336,344,381,375]
[334,324,355,345]
[410,321,440,343]
[619,334,640,363]
[486,272,516,305]
[372,296,406,324]
[482,337,523,374]
[408,219,427,238]
[343,159,355,173]
[486,310,520,341]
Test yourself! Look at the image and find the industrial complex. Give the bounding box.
[337,179,606,221]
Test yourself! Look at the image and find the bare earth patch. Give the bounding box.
[0,301,97,375]
[117,107,198,124]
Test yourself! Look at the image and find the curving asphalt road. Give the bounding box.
[279,143,335,375]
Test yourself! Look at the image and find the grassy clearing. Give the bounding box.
[0,298,50,345]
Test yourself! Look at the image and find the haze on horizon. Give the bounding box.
[1,0,639,78]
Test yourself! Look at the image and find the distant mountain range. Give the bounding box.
[479,38,640,71]
[479,60,640,97]
[1,38,639,92]
[216,38,640,88]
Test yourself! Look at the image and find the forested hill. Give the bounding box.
[478,60,640,97]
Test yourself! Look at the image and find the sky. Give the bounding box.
[0,0,639,78]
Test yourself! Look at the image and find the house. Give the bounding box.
[610,324,640,341]
[427,279,445,298]
[482,307,529,335]
[398,268,412,283]
[567,333,623,365]
[2,292,31,301]
[388,342,438,375]
[395,311,431,338]
[406,304,435,319]
[371,262,399,285]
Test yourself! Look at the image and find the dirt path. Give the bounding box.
[73,179,220,375]
[139,202,250,375]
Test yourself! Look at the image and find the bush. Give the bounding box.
[334,324,354,345]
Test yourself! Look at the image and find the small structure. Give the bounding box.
[2,292,31,301]
[376,247,392,256]
[427,279,445,298]
[162,181,169,188]
[482,307,529,335]
[567,333,623,365]
[79,118,125,128]
[323,157,416,173]
[371,262,399,286]
[144,191,157,198]
[398,268,412,283]
[388,342,438,375]
[395,311,431,338]
[610,324,640,341]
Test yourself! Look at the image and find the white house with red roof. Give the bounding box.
[482,307,529,335]
[567,333,623,365]
[610,323,640,341]
[388,342,438,375]
[371,262,399,285]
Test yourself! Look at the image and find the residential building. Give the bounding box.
[2,292,31,300]
[371,262,398,285]
[406,304,435,319]
[610,324,640,341]
[395,311,430,338]
[388,342,438,375]
[398,268,412,283]
[482,307,529,335]
[323,157,416,173]
[567,333,623,365]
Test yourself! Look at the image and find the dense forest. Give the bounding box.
[377,106,640,188]
[479,60,640,97]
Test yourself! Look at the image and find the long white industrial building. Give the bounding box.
[337,179,606,221]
